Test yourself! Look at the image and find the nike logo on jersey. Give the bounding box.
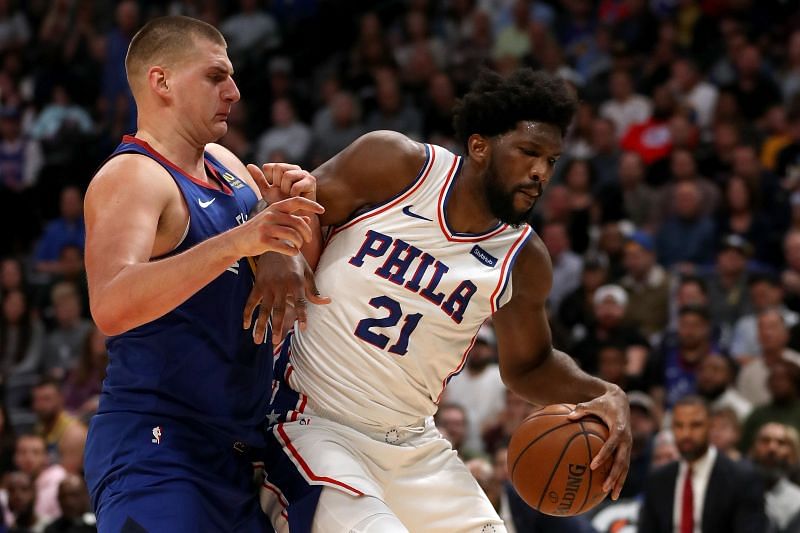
[401,205,432,222]
[198,197,216,208]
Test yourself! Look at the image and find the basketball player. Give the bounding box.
[82,17,324,532]
[259,69,632,532]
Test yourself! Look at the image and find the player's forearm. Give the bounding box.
[90,232,242,336]
[506,349,617,406]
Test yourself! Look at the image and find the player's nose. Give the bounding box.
[224,79,241,103]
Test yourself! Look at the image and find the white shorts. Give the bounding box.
[260,409,505,533]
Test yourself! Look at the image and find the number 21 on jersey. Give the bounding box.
[354,296,423,356]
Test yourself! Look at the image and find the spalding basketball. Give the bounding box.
[507,403,610,516]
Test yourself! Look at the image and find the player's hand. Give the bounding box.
[567,385,631,501]
[244,252,331,344]
[247,163,317,204]
[232,197,323,258]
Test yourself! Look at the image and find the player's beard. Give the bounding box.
[484,155,539,228]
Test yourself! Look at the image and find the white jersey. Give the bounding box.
[288,143,532,429]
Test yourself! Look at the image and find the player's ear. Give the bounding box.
[467,134,490,165]
[148,66,170,97]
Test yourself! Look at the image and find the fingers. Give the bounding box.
[566,403,588,421]
[269,196,324,215]
[289,174,316,199]
[252,292,274,344]
[260,222,307,250]
[292,277,309,332]
[262,163,301,192]
[304,263,332,306]
[246,164,272,199]
[608,443,631,500]
[272,300,286,346]
[243,289,262,330]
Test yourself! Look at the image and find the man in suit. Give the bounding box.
[639,395,767,533]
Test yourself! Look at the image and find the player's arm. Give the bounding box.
[492,233,632,500]
[85,154,321,336]
[245,130,428,342]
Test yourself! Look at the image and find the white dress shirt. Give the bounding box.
[673,446,718,533]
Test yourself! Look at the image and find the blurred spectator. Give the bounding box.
[726,45,782,122]
[717,175,777,267]
[749,422,800,533]
[0,257,28,299]
[705,235,755,343]
[541,221,582,314]
[254,98,311,166]
[433,403,477,460]
[490,0,531,63]
[557,253,609,342]
[657,149,719,222]
[443,323,504,455]
[32,186,84,279]
[43,474,96,533]
[559,159,593,253]
[29,85,93,143]
[393,10,446,75]
[645,304,718,410]
[36,245,90,329]
[571,284,649,376]
[99,0,139,140]
[620,231,671,341]
[638,395,767,533]
[60,327,106,421]
[760,106,792,172]
[219,0,280,69]
[31,378,80,467]
[741,360,800,453]
[620,84,675,166]
[737,308,800,408]
[655,180,717,268]
[588,117,620,191]
[697,354,753,422]
[623,391,659,499]
[3,470,44,532]
[709,406,743,462]
[0,105,41,248]
[309,91,364,167]
[730,274,798,364]
[600,69,651,141]
[364,68,423,140]
[40,283,91,380]
[0,289,44,430]
[669,57,719,135]
[421,73,457,150]
[0,0,30,52]
[596,220,628,281]
[13,433,65,524]
[782,31,800,105]
[612,151,658,230]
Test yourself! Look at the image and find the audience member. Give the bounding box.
[638,395,767,533]
[43,474,96,533]
[750,422,800,533]
[709,406,743,462]
[13,434,65,524]
[40,283,92,381]
[696,353,753,422]
[741,360,800,453]
[620,231,671,341]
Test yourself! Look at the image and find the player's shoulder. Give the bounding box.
[348,130,427,173]
[514,230,551,274]
[90,152,171,191]
[504,228,553,303]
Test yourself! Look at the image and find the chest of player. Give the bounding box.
[324,227,516,325]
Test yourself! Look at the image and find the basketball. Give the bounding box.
[507,403,611,516]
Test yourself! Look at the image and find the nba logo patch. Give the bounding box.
[151,426,162,445]
[470,245,497,267]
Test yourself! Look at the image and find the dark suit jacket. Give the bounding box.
[638,452,767,533]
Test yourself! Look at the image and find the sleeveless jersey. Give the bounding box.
[286,143,532,429]
[96,135,272,447]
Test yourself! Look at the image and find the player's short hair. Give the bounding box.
[125,16,226,87]
[453,68,577,148]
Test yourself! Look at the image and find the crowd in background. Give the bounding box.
[1,0,800,531]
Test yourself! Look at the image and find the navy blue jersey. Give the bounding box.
[96,136,272,448]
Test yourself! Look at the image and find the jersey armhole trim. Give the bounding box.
[328,143,434,238]
[490,226,534,313]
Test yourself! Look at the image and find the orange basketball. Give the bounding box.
[507,403,610,516]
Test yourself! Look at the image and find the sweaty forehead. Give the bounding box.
[504,121,563,151]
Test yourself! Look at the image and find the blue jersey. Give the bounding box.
[96,135,272,448]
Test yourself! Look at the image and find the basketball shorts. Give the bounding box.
[260,340,506,533]
[84,412,271,533]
